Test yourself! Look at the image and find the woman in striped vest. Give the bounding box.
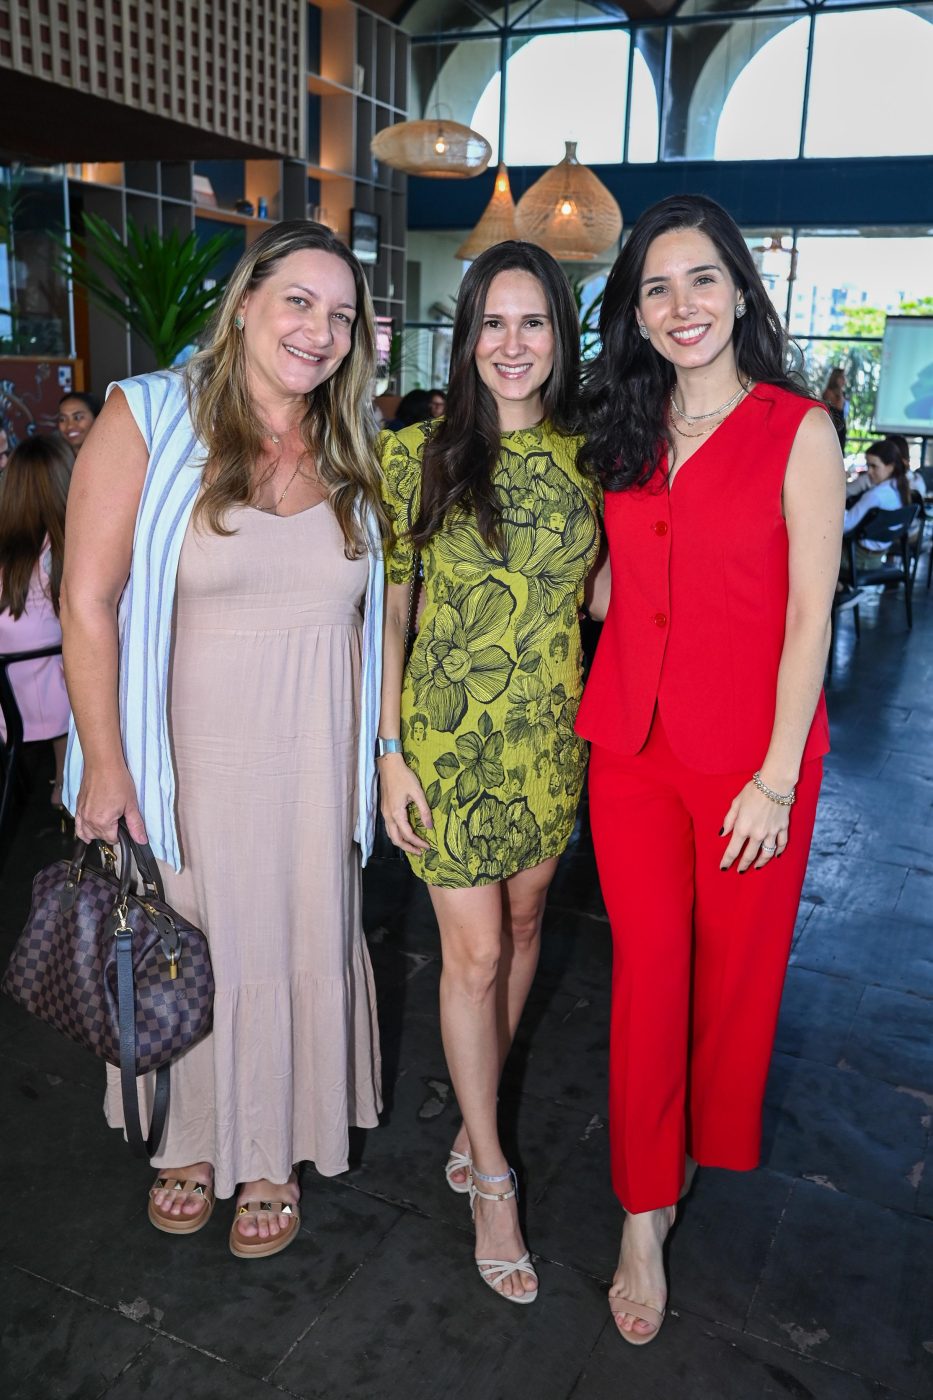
[61,222,387,1259]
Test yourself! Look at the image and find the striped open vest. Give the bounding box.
[63,369,384,870]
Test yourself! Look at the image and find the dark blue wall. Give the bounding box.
[408,156,933,231]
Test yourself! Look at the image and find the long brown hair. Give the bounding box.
[0,435,72,618]
[867,438,911,507]
[579,195,809,493]
[411,240,580,550]
[186,220,388,556]
[822,367,846,407]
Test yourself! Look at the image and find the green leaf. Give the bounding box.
[425,779,442,808]
[55,212,237,367]
[485,731,504,760]
[478,711,493,738]
[433,862,467,885]
[518,650,542,673]
[434,751,460,778]
[455,766,481,805]
[455,731,483,764]
[445,806,468,864]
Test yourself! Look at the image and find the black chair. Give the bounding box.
[827,583,864,678]
[919,463,933,501]
[842,504,920,630]
[0,644,63,856]
[914,489,933,592]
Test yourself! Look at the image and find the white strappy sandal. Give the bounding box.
[444,1149,472,1194]
[469,1166,539,1305]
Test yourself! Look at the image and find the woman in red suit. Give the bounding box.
[576,195,844,1345]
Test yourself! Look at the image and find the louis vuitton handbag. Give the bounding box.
[2,820,213,1156]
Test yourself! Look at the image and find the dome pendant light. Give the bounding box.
[455,164,518,260]
[515,141,622,261]
[371,117,492,179]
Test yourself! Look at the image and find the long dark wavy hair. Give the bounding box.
[867,438,911,507]
[578,194,809,493]
[411,240,580,550]
[0,435,72,618]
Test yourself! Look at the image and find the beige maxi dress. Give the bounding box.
[105,501,382,1197]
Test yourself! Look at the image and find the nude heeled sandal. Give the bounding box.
[469,1166,539,1305]
[609,1162,696,1346]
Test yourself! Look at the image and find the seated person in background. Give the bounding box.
[842,438,916,575]
[385,388,433,430]
[57,391,101,457]
[886,433,926,501]
[428,388,447,419]
[0,435,73,809]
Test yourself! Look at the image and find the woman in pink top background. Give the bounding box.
[0,435,72,808]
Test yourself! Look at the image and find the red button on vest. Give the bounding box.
[653,521,668,535]
[654,612,667,627]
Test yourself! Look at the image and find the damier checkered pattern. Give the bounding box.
[2,856,213,1074]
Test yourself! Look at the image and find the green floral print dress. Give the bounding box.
[381,420,601,888]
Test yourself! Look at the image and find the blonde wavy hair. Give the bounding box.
[186,220,388,555]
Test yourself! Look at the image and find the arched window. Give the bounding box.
[715,8,933,159]
[471,27,659,166]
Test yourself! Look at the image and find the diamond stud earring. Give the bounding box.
[638,323,650,340]
[735,301,746,319]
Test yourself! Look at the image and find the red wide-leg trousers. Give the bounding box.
[588,712,821,1214]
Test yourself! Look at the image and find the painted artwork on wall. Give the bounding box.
[0,357,80,449]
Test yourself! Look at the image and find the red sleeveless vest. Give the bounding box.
[576,384,830,774]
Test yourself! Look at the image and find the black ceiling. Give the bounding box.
[0,70,280,165]
[358,1,681,25]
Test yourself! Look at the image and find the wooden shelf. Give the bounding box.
[193,204,272,227]
[307,72,358,99]
[306,162,356,183]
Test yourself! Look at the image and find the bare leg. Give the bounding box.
[447,858,557,1185]
[430,882,536,1298]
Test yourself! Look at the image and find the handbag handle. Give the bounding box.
[65,822,170,1157]
[69,821,165,905]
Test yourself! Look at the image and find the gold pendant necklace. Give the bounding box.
[671,379,749,424]
[257,461,301,513]
[670,415,722,441]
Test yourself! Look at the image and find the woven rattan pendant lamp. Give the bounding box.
[371,117,491,179]
[515,142,622,261]
[455,164,518,260]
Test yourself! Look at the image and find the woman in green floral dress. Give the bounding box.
[378,242,600,1305]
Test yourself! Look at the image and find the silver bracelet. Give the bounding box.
[752,771,796,807]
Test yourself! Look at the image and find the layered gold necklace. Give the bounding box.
[669,380,751,439]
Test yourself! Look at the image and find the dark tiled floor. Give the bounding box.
[2,580,932,1399]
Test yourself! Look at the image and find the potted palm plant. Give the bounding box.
[57,213,236,369]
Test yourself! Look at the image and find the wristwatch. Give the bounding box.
[376,737,403,758]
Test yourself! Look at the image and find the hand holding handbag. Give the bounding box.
[2,821,213,1157]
